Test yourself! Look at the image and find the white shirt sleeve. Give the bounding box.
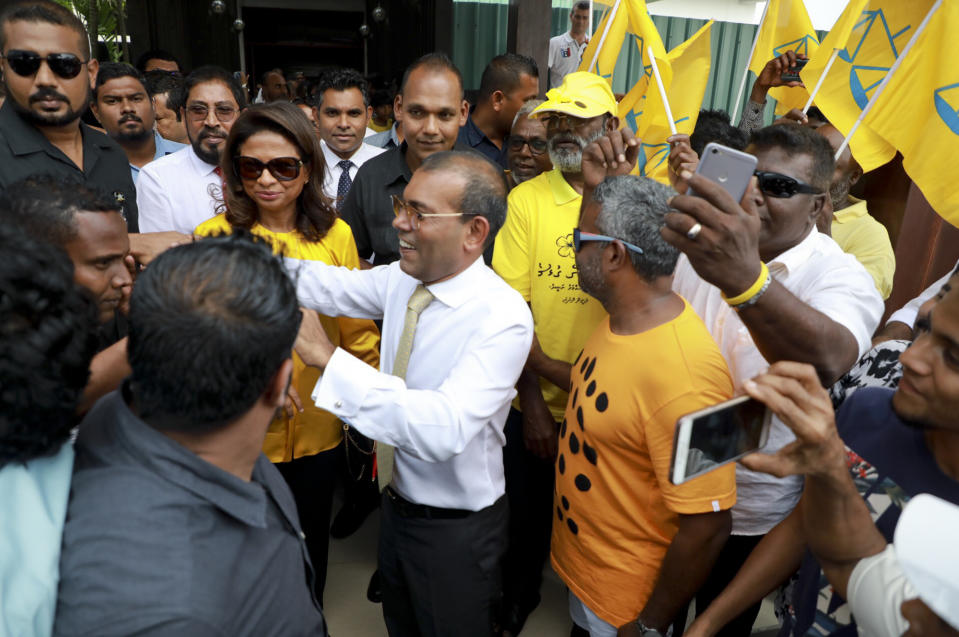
[847,545,915,637]
[887,263,957,329]
[135,167,174,234]
[312,313,532,463]
[286,257,389,320]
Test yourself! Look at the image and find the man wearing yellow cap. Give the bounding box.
[491,71,619,636]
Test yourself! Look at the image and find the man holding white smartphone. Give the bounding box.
[548,139,737,636]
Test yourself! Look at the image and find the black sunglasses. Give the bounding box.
[508,136,548,155]
[2,50,87,79]
[753,170,822,198]
[233,156,305,181]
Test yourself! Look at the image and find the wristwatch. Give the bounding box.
[633,619,666,637]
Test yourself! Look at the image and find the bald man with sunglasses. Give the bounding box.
[0,1,137,231]
[660,123,884,634]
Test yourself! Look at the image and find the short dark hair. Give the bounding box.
[478,53,539,101]
[94,62,147,99]
[401,52,464,100]
[0,174,121,248]
[0,0,89,57]
[0,223,99,469]
[182,65,247,110]
[749,124,835,192]
[145,69,185,120]
[127,232,301,434]
[806,106,829,126]
[135,48,181,73]
[572,1,590,13]
[418,150,508,249]
[260,67,284,84]
[371,88,393,109]
[314,68,370,108]
[690,109,747,155]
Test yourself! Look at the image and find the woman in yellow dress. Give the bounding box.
[195,101,379,602]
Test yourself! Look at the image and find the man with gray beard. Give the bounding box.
[492,71,620,636]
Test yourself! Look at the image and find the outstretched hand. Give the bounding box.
[666,134,699,193]
[294,308,336,371]
[581,127,641,191]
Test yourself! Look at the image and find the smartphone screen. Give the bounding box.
[671,396,770,484]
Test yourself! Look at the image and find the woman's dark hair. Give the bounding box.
[220,102,336,242]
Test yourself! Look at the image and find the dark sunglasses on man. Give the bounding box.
[1,50,88,79]
[753,170,822,199]
[573,227,645,255]
[233,156,305,181]
[507,136,548,155]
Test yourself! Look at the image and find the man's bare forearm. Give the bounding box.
[79,337,130,415]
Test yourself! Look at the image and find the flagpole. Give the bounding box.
[731,0,771,125]
[648,45,677,135]
[587,0,622,73]
[802,48,839,114]
[835,0,942,160]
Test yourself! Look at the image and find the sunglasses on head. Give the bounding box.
[573,228,644,255]
[753,170,822,198]
[1,50,87,79]
[507,136,548,155]
[233,156,305,181]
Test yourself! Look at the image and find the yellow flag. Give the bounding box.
[578,1,629,83]
[748,0,819,115]
[622,21,712,184]
[800,0,936,172]
[864,2,958,226]
[616,0,669,134]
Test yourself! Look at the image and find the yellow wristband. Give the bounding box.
[722,262,769,306]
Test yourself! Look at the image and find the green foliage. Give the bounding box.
[54,0,127,62]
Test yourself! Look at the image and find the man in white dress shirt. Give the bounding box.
[548,2,590,89]
[136,66,245,234]
[292,150,533,637]
[662,124,884,633]
[313,68,385,209]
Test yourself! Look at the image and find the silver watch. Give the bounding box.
[633,619,666,637]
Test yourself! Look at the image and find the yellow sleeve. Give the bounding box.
[847,219,896,300]
[647,388,737,515]
[327,220,381,370]
[194,214,231,237]
[492,187,533,301]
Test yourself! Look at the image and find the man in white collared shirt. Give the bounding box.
[663,124,884,633]
[548,2,590,89]
[292,151,532,637]
[136,66,245,234]
[312,69,385,209]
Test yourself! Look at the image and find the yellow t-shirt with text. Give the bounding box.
[551,304,736,627]
[493,168,607,420]
[195,214,380,463]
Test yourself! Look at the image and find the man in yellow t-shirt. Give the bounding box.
[817,125,895,299]
[491,72,622,635]
[552,175,736,635]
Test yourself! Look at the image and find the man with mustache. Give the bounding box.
[340,53,468,266]
[136,65,245,234]
[491,71,619,636]
[91,62,185,184]
[506,99,552,189]
[0,0,138,232]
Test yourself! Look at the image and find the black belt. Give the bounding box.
[385,486,473,520]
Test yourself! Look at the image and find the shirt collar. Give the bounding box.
[767,228,818,278]
[187,144,219,176]
[100,384,273,528]
[423,256,488,309]
[463,109,489,147]
[0,99,111,157]
[383,143,414,186]
[546,168,581,206]
[833,195,869,223]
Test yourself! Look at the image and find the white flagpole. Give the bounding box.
[835,0,942,160]
[587,0,622,73]
[588,0,594,37]
[802,48,839,114]
[648,46,677,135]
[731,0,771,124]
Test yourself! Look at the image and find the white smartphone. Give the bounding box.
[688,142,758,202]
[670,395,772,485]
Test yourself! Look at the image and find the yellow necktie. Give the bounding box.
[377,284,434,489]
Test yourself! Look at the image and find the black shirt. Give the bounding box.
[457,109,509,168]
[54,386,327,636]
[0,101,139,232]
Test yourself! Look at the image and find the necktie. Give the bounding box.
[335,160,354,210]
[377,284,434,489]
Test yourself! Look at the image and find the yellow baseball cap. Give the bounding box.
[531,72,618,120]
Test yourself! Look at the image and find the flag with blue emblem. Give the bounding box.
[748,0,820,116]
[579,0,666,92]
[864,2,958,226]
[626,20,713,185]
[801,0,936,172]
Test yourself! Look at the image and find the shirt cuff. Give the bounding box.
[311,347,378,419]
